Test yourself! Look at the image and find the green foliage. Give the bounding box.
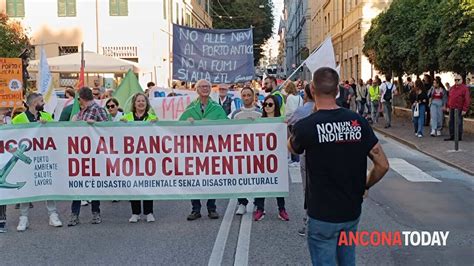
[210,0,274,65]
[0,13,30,58]
[363,0,473,76]
[436,0,474,76]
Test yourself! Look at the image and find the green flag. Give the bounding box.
[113,70,143,112]
[69,93,80,121]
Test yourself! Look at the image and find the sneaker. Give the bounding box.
[16,216,29,232]
[146,213,155,223]
[444,137,454,141]
[29,202,34,208]
[278,209,290,221]
[81,200,89,206]
[430,129,436,136]
[208,210,219,219]
[235,204,247,215]
[129,214,140,223]
[417,134,423,138]
[0,222,6,233]
[187,211,202,221]
[297,226,306,236]
[91,212,101,224]
[436,130,442,136]
[289,162,300,168]
[253,210,265,221]
[67,214,79,227]
[49,213,63,227]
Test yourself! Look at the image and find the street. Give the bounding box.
[1,133,473,265]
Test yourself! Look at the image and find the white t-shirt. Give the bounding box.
[380,81,397,103]
[285,94,303,118]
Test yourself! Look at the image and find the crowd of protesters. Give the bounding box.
[1,69,471,266]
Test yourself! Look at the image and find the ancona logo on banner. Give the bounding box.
[338,231,449,247]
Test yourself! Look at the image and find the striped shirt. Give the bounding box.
[229,106,262,120]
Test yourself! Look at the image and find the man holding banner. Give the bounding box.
[229,86,262,215]
[68,87,109,227]
[179,79,227,221]
[11,93,63,231]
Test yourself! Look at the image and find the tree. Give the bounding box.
[0,13,30,58]
[210,0,274,65]
[415,0,443,77]
[436,0,474,78]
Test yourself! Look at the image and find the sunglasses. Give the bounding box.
[106,104,116,109]
[263,102,274,108]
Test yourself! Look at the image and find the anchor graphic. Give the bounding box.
[0,144,32,189]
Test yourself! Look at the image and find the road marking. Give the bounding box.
[234,203,254,266]
[209,199,237,266]
[289,167,302,183]
[389,158,442,182]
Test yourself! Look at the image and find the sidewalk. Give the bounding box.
[372,116,474,176]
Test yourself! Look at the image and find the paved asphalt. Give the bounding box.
[1,134,473,265]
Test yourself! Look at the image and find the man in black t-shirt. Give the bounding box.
[289,67,389,266]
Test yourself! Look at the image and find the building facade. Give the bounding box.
[0,0,212,88]
[283,0,311,81]
[309,0,393,82]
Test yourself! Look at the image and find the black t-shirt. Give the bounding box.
[25,110,40,122]
[133,112,149,121]
[290,108,378,223]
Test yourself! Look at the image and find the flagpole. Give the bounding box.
[280,36,334,89]
[279,63,305,89]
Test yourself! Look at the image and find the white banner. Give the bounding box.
[0,120,288,204]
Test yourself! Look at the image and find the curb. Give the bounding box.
[373,127,474,176]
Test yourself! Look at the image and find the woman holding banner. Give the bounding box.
[253,95,290,222]
[106,98,123,122]
[121,93,158,223]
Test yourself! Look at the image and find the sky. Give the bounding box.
[262,0,284,64]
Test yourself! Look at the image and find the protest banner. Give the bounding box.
[173,24,254,84]
[0,119,288,204]
[0,58,23,108]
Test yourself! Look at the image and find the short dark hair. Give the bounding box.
[312,67,339,96]
[106,97,119,107]
[265,76,277,86]
[240,86,254,95]
[78,87,93,101]
[304,84,313,101]
[385,74,392,81]
[26,92,42,105]
[65,87,75,98]
[147,82,155,87]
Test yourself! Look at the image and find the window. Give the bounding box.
[58,0,76,17]
[163,0,167,19]
[6,0,25,17]
[110,0,128,16]
[59,46,78,56]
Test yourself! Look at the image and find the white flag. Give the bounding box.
[304,37,336,74]
[38,46,58,114]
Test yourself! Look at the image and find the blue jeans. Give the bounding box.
[191,199,216,213]
[307,216,360,266]
[430,100,443,131]
[413,104,426,135]
[71,200,100,215]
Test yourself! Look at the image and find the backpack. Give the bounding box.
[383,83,394,102]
